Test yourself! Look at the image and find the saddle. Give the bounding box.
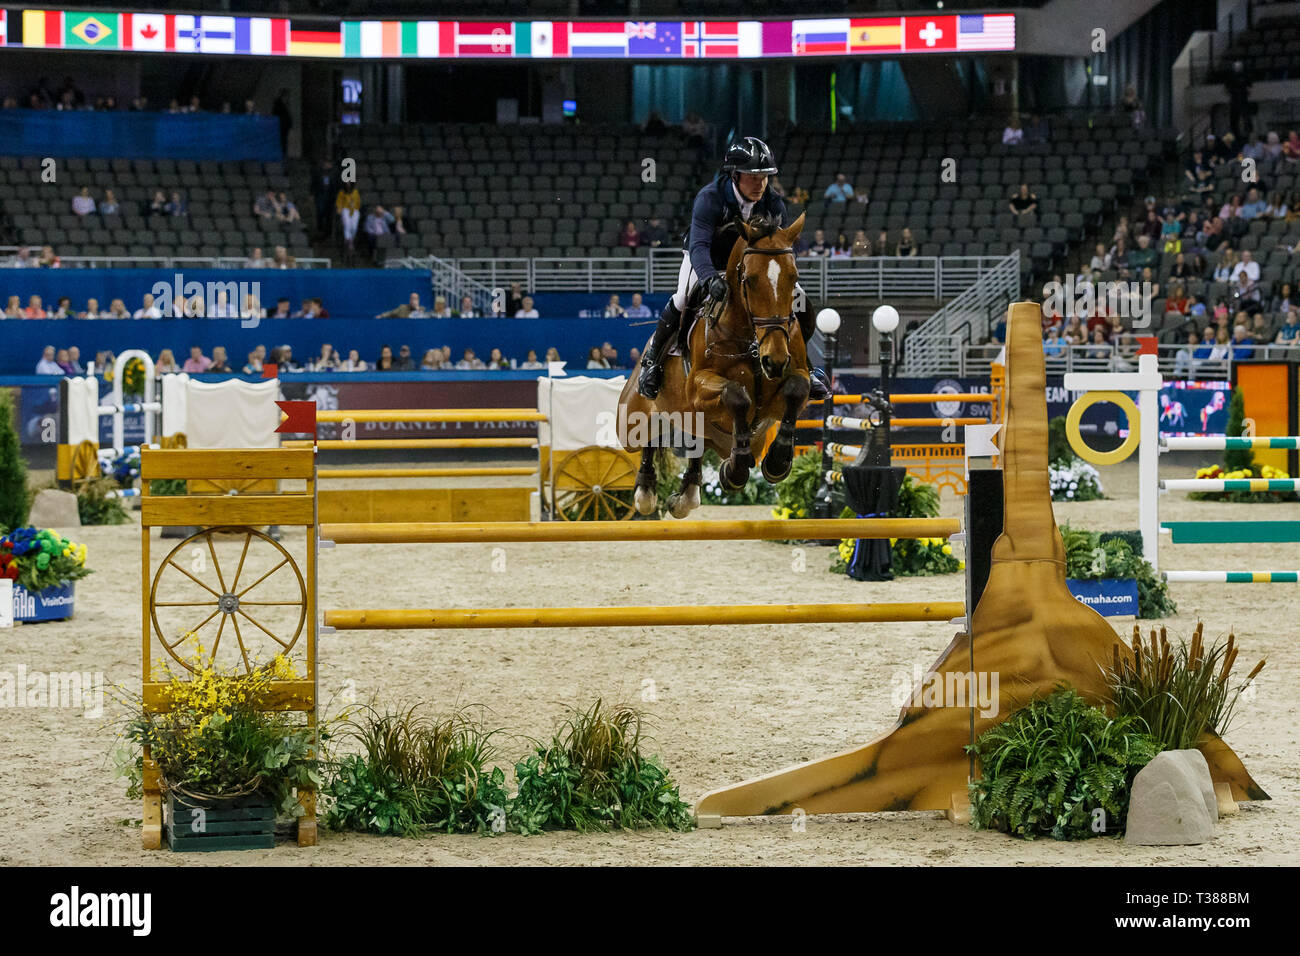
[670,284,722,382]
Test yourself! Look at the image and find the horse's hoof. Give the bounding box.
[634,486,658,515]
[719,460,748,491]
[761,454,792,483]
[667,483,701,518]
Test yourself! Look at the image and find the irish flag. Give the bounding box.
[342,21,419,58]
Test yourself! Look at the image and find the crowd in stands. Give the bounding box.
[4,76,289,123]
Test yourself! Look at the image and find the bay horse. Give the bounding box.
[619,213,811,518]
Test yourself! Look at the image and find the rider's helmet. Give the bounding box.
[722,137,778,177]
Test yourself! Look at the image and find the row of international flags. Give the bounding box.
[0,10,1015,58]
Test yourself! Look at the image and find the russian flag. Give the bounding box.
[569,21,627,57]
[793,18,849,56]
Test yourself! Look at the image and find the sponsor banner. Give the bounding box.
[8,11,1014,58]
[1066,578,1139,618]
[1047,375,1234,441]
[13,582,76,623]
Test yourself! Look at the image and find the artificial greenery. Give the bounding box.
[1222,389,1254,474]
[1107,622,1266,753]
[509,699,693,834]
[968,688,1160,840]
[0,527,91,592]
[1060,523,1175,619]
[324,704,509,836]
[1188,389,1297,502]
[121,356,147,398]
[773,449,826,516]
[1047,415,1074,465]
[75,476,130,526]
[0,388,31,531]
[115,650,320,817]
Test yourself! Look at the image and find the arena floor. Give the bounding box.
[2,459,1295,866]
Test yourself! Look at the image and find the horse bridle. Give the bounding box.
[703,244,798,363]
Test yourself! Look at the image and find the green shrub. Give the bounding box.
[0,389,30,531]
[1060,523,1175,619]
[968,688,1160,840]
[1222,389,1255,474]
[1048,415,1074,466]
[76,476,130,526]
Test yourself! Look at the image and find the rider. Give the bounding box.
[636,135,832,401]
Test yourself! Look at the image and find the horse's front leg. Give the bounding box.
[761,372,812,483]
[634,447,658,515]
[666,454,703,519]
[692,370,754,490]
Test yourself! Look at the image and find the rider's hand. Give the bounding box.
[704,274,728,301]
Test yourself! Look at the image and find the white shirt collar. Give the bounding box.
[732,181,756,219]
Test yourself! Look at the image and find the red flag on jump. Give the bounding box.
[262,362,278,379]
[276,401,317,436]
[1137,336,1158,355]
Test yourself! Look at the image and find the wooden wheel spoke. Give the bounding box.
[235,556,290,598]
[164,606,223,647]
[154,601,221,607]
[595,454,620,487]
[574,492,597,521]
[229,615,254,674]
[229,532,253,594]
[237,609,291,649]
[166,558,223,598]
[239,600,306,606]
[208,612,227,663]
[205,532,230,594]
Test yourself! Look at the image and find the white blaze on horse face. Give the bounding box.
[767,258,781,303]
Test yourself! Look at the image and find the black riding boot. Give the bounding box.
[637,299,682,399]
[796,308,832,401]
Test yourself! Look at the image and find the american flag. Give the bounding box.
[955,14,1015,52]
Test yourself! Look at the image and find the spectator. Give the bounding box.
[1284,131,1300,163]
[270,298,292,319]
[1232,324,1256,360]
[51,296,74,318]
[430,296,453,318]
[601,342,620,367]
[1009,183,1038,222]
[276,192,300,223]
[390,205,413,240]
[24,295,47,318]
[80,298,101,319]
[311,158,336,239]
[1185,150,1214,194]
[65,346,83,375]
[806,229,830,256]
[1043,328,1065,357]
[624,292,652,318]
[1271,282,1295,314]
[241,294,264,321]
[1240,187,1266,220]
[209,346,232,373]
[209,290,237,318]
[291,298,317,319]
[831,233,852,258]
[515,295,539,318]
[1219,193,1245,221]
[682,112,708,147]
[3,296,19,318]
[628,346,641,368]
[604,294,625,318]
[895,228,918,257]
[544,347,562,364]
[242,350,262,374]
[519,349,544,370]
[505,282,525,316]
[394,345,415,371]
[72,187,96,216]
[1187,295,1207,318]
[587,346,610,369]
[377,292,429,319]
[341,348,368,372]
[1275,308,1300,346]
[618,220,640,249]
[165,191,187,217]
[35,346,62,374]
[274,345,301,372]
[133,294,162,319]
[38,245,60,268]
[1128,234,1158,274]
[643,111,667,136]
[439,345,455,368]
[457,295,479,318]
[1141,209,1163,243]
[1166,283,1189,316]
[1169,252,1194,280]
[336,182,361,252]
[824,173,854,203]
[640,216,669,248]
[1230,249,1260,283]
[851,230,872,257]
[108,299,129,319]
[1001,116,1024,145]
[487,347,511,370]
[245,247,265,268]
[364,204,392,240]
[1231,271,1261,312]
[1173,329,1202,377]
[420,349,441,370]
[155,349,180,375]
[1111,237,1132,279]
[254,189,278,219]
[1263,192,1289,220]
[1250,312,1273,343]
[183,346,212,373]
[455,348,485,370]
[270,246,294,269]
[1024,114,1050,145]
[1090,243,1112,272]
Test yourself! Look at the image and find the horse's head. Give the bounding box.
[731,213,806,380]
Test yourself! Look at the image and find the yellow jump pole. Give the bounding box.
[321,517,961,544]
[284,438,539,450]
[324,601,967,630]
[316,467,538,479]
[316,409,547,423]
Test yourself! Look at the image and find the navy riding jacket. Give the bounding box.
[686,174,788,282]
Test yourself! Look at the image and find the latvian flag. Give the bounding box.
[457,21,514,57]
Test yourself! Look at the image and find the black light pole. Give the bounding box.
[870,304,900,465]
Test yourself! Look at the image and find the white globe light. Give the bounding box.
[872,304,900,333]
[815,308,841,334]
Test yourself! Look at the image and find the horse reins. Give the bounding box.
[703,244,798,363]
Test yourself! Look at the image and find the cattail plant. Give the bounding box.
[1108,622,1265,752]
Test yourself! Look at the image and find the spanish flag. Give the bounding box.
[849,18,902,53]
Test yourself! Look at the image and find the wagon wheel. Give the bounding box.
[150,527,307,675]
[551,447,637,521]
[72,440,100,481]
[205,477,266,495]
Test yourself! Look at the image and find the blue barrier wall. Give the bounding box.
[1,317,649,373]
[0,111,282,161]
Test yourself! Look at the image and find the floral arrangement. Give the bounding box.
[1188,463,1297,503]
[115,642,320,815]
[1049,457,1105,501]
[0,527,91,592]
[107,449,142,486]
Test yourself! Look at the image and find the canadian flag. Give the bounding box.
[123,13,171,52]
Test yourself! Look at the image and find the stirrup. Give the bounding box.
[638,360,665,399]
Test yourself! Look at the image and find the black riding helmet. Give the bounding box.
[722,136,778,176]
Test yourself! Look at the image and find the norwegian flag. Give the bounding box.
[682,21,698,57]
[700,20,740,57]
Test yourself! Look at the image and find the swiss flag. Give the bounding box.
[123,13,172,51]
[904,15,956,52]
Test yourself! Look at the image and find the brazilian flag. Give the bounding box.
[66,13,119,48]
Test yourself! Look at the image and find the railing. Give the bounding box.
[901,251,1021,375]
[388,250,1014,300]
[0,251,332,269]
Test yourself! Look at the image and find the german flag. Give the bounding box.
[290,18,340,57]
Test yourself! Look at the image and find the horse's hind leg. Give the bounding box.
[634,447,658,515]
[761,373,812,483]
[666,454,703,519]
